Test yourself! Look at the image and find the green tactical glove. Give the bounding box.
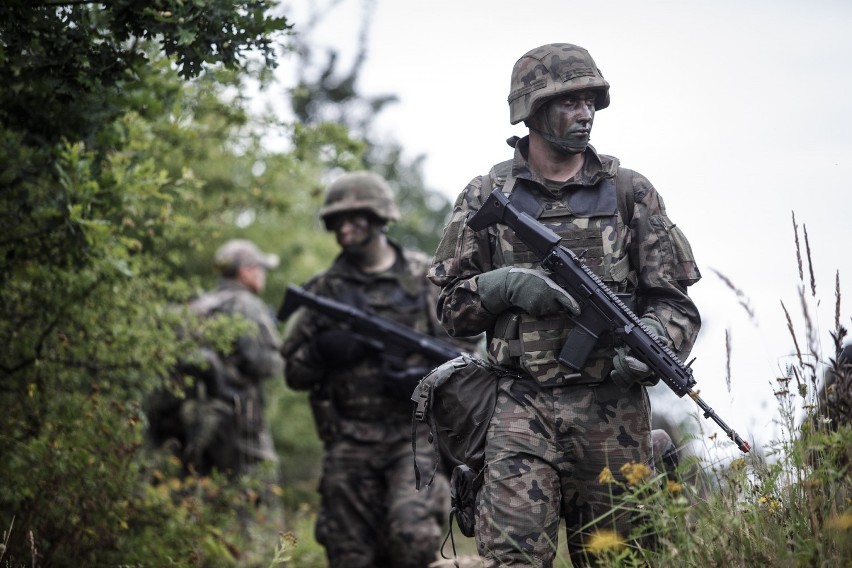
[477,267,581,317]
[611,317,669,390]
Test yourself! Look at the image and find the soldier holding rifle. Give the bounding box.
[429,43,704,567]
[280,171,470,568]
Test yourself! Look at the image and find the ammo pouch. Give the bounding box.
[489,298,635,387]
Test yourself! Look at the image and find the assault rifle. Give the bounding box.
[277,284,467,364]
[467,188,751,453]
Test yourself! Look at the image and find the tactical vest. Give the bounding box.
[482,159,637,386]
[320,250,440,424]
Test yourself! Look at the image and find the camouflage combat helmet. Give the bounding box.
[319,171,400,229]
[508,43,610,125]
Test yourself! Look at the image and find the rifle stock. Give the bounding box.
[467,188,751,453]
[277,284,466,364]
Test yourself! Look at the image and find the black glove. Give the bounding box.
[309,329,373,368]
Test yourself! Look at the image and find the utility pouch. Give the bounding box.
[411,354,511,489]
[309,392,338,443]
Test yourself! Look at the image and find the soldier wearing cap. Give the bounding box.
[428,43,702,566]
[281,171,460,568]
[181,238,284,475]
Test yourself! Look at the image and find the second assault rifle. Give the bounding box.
[468,188,751,453]
[277,284,467,365]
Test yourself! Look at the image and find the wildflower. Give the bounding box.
[585,529,626,554]
[598,466,615,484]
[758,495,782,513]
[619,462,652,486]
[729,458,746,471]
[666,480,683,494]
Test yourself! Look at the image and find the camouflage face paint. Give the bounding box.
[527,90,597,155]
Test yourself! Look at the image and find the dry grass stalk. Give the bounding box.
[803,224,816,297]
[781,299,803,368]
[798,285,819,372]
[835,270,841,333]
[709,268,757,323]
[725,328,732,393]
[792,211,803,282]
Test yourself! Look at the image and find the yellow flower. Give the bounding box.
[620,462,652,486]
[598,467,615,484]
[585,529,626,555]
[666,480,683,494]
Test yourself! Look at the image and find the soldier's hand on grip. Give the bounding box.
[477,267,581,317]
[610,317,668,390]
[309,329,374,368]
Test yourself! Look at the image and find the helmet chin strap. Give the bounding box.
[527,125,587,155]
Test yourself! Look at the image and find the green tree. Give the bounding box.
[287,0,452,255]
[0,2,301,565]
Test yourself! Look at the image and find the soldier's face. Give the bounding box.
[529,90,596,154]
[238,264,266,293]
[329,212,375,250]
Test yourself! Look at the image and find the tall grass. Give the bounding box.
[575,213,852,567]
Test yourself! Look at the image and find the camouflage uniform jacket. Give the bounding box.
[191,279,284,387]
[428,136,701,386]
[282,241,451,441]
[189,279,283,462]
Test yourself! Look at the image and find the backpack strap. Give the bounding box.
[614,166,635,224]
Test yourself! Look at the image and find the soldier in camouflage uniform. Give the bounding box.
[428,43,702,566]
[281,171,455,568]
[180,239,284,476]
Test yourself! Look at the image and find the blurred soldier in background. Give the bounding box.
[147,239,284,478]
[428,43,702,566]
[280,171,461,568]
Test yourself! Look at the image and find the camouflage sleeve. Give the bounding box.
[422,266,483,351]
[233,295,284,381]
[280,304,326,391]
[628,172,702,359]
[428,176,498,338]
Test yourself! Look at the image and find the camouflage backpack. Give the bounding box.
[411,354,516,538]
[145,292,244,475]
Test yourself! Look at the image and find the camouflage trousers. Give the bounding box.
[475,375,653,568]
[315,424,450,568]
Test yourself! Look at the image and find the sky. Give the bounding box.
[272,0,852,458]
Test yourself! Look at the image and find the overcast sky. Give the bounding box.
[275,0,852,457]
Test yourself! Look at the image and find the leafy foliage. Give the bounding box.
[0,2,302,565]
[0,0,456,564]
[0,1,292,146]
[286,1,452,255]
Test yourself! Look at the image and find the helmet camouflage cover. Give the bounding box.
[319,171,401,229]
[508,43,610,125]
